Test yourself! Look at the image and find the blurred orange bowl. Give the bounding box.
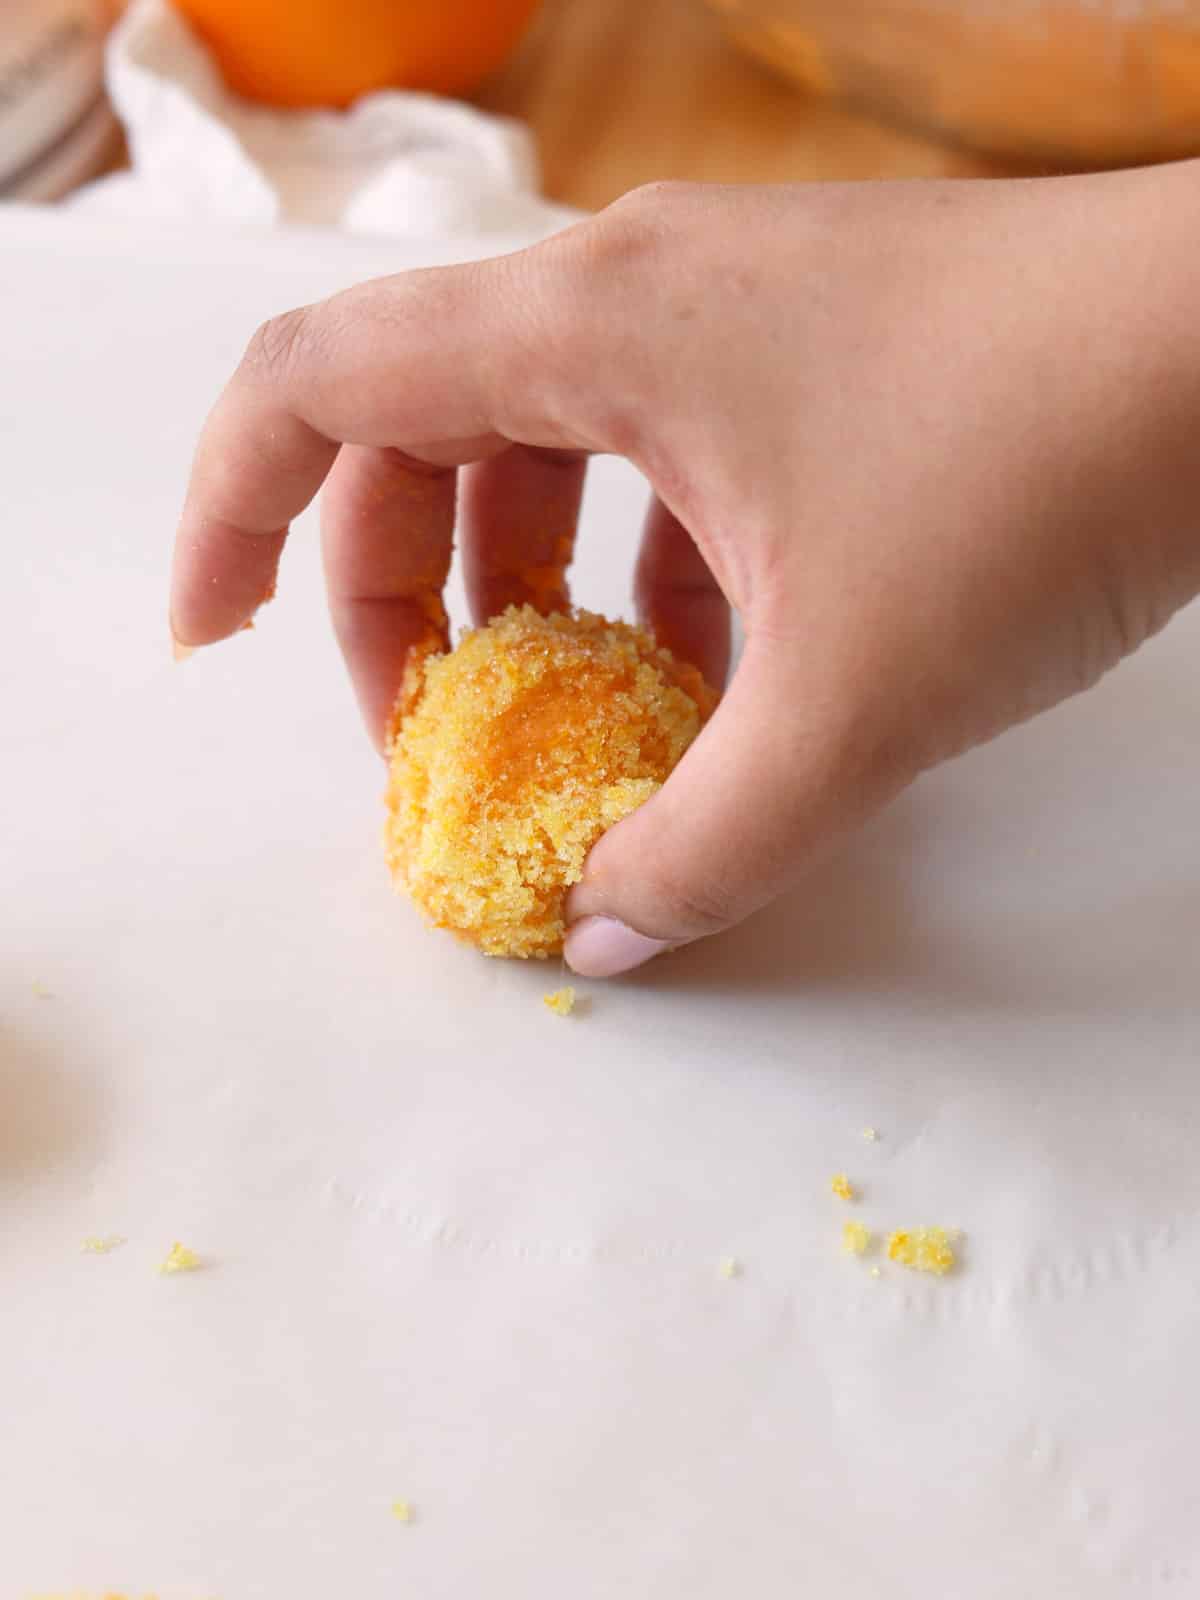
[171,0,542,108]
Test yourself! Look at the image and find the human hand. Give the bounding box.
[171,166,1200,975]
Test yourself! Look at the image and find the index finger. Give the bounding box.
[169,251,590,649]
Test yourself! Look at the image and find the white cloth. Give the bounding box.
[72,0,578,238]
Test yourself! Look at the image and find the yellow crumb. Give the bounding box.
[31,980,53,999]
[157,1242,201,1275]
[869,1266,882,1278]
[716,1256,742,1280]
[830,1172,856,1202]
[543,986,576,1016]
[861,1127,879,1142]
[392,1500,415,1523]
[82,1235,126,1255]
[841,1220,872,1256]
[384,606,715,959]
[886,1227,959,1276]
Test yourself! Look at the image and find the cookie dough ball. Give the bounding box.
[384,606,716,958]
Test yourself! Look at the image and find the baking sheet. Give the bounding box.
[2,207,1198,1599]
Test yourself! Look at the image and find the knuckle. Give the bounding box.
[642,864,736,941]
[586,183,677,261]
[802,680,920,818]
[563,180,696,284]
[243,306,312,383]
[611,178,698,219]
[510,190,703,453]
[483,238,633,450]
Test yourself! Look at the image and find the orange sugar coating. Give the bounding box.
[543,986,577,1016]
[384,605,715,959]
[158,1241,201,1275]
[515,533,573,614]
[886,1227,958,1276]
[841,1220,872,1256]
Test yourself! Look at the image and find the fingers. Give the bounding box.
[170,252,592,650]
[460,446,587,625]
[171,400,337,646]
[320,445,456,749]
[562,638,902,977]
[634,495,731,691]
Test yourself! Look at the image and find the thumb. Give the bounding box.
[563,640,884,977]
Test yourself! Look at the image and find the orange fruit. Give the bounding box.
[171,0,541,109]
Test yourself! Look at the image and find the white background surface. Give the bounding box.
[2,207,1198,1599]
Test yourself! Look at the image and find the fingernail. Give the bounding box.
[169,609,195,662]
[564,915,673,978]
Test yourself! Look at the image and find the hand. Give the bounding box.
[171,167,1200,976]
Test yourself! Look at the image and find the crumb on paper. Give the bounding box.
[886,1226,959,1276]
[392,1499,415,1523]
[31,980,53,999]
[869,1266,882,1278]
[717,1256,742,1280]
[82,1235,126,1255]
[861,1126,879,1142]
[157,1242,201,1275]
[830,1172,856,1202]
[543,986,576,1016]
[841,1220,872,1256]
